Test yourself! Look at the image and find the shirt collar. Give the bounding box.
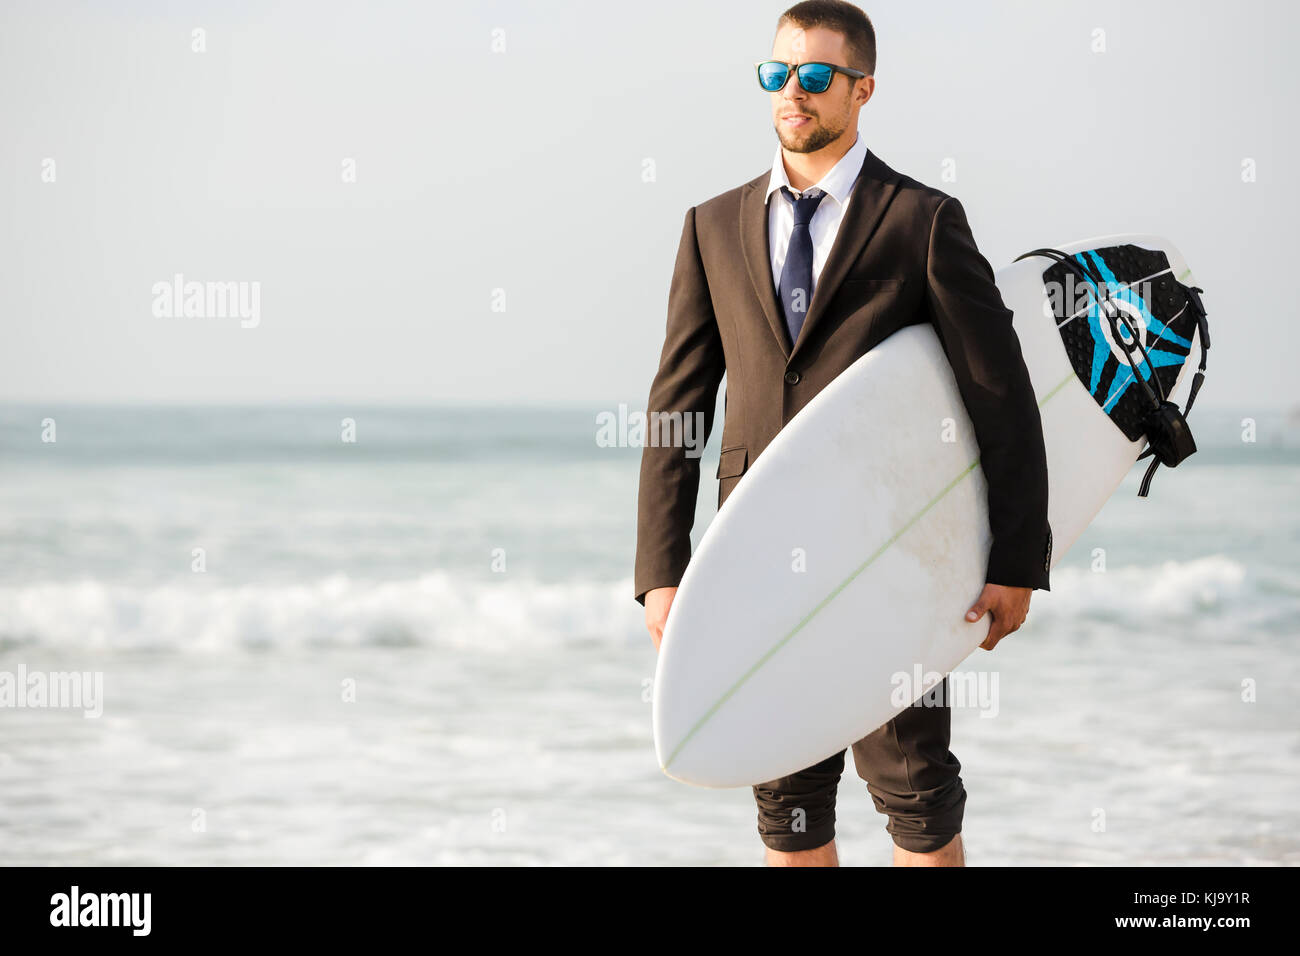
[765,130,867,206]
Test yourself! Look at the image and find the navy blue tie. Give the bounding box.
[778,186,826,347]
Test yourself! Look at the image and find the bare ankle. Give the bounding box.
[893,832,965,867]
[765,839,840,867]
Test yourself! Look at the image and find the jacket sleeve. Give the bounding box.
[925,196,1052,591]
[633,206,727,606]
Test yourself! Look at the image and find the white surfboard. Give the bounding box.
[653,234,1204,788]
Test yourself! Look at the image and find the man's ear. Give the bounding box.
[857,76,875,107]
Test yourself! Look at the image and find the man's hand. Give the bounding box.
[966,582,1032,651]
[644,586,678,652]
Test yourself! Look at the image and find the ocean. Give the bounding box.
[0,402,1297,865]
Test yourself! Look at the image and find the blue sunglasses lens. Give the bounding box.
[797,63,834,93]
[758,62,790,92]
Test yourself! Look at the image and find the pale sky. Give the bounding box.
[1,0,1294,409]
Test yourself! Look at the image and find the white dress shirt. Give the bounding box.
[765,130,869,294]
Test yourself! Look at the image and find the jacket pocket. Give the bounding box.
[716,445,748,479]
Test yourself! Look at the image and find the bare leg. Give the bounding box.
[765,839,840,867]
[893,832,964,867]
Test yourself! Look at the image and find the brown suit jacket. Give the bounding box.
[634,146,1052,606]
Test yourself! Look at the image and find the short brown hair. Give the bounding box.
[777,0,876,76]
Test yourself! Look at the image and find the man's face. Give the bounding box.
[768,24,865,154]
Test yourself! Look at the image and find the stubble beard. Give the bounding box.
[776,113,847,154]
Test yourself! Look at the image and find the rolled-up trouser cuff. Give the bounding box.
[870,775,967,854]
[753,750,844,853]
[755,818,838,853]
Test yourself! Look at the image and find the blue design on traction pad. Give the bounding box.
[1041,244,1197,442]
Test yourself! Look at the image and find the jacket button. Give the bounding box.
[784,370,801,385]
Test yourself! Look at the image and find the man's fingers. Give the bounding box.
[647,613,666,652]
[979,607,1006,649]
[979,606,1029,650]
[970,583,1032,651]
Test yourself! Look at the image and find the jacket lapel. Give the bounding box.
[740,176,793,360]
[739,147,900,363]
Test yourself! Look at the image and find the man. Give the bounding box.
[634,0,1052,867]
